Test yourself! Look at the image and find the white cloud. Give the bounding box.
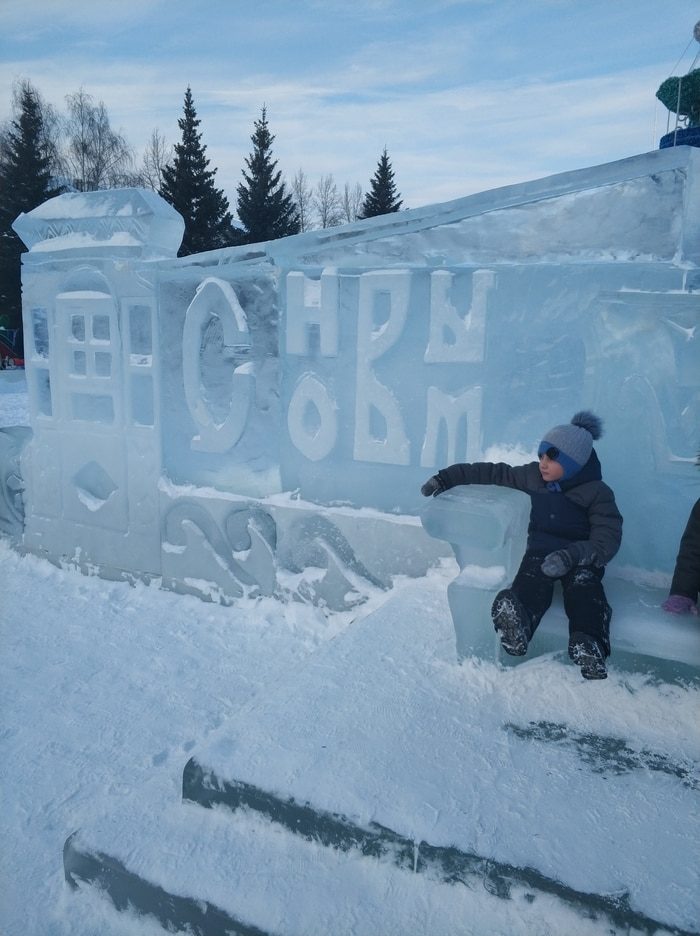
[0,1,691,208]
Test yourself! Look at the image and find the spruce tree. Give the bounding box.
[0,82,61,351]
[359,147,403,218]
[236,107,300,244]
[160,87,240,256]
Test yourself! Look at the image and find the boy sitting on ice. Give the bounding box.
[421,412,622,680]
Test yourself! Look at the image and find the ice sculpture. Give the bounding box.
[4,147,699,656]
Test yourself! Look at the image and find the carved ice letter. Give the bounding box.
[286,271,339,357]
[354,271,411,465]
[183,278,253,453]
[421,385,482,467]
[424,269,494,363]
[287,373,338,462]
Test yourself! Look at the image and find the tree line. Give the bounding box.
[0,81,403,347]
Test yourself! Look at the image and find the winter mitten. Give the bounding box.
[662,594,698,615]
[421,475,445,497]
[541,549,574,578]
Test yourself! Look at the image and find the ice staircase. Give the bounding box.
[63,576,699,936]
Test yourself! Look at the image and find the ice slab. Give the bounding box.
[65,796,650,936]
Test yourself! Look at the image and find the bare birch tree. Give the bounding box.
[342,181,364,223]
[291,168,314,232]
[313,173,344,229]
[141,128,173,191]
[63,88,133,191]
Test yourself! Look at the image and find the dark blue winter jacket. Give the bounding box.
[436,450,622,565]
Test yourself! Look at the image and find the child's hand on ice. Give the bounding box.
[541,550,574,578]
[421,475,445,497]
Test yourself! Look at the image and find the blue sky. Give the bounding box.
[1,0,698,210]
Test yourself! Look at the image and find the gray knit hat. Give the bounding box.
[538,411,603,480]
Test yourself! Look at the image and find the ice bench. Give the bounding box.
[421,487,700,679]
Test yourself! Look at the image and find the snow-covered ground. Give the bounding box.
[0,368,30,426]
[2,369,699,936]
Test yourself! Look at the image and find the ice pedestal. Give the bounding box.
[421,486,529,663]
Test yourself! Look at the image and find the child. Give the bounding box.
[421,411,623,679]
[662,498,700,617]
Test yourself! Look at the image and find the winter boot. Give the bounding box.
[491,589,531,656]
[569,635,607,680]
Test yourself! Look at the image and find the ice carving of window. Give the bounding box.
[128,304,153,366]
[92,314,110,342]
[71,315,86,342]
[123,300,155,428]
[35,370,52,417]
[72,350,87,376]
[131,374,154,427]
[94,352,111,377]
[182,277,253,453]
[32,308,49,358]
[353,271,411,465]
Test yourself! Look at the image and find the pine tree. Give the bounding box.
[359,148,403,218]
[160,87,240,257]
[0,82,61,351]
[236,107,300,244]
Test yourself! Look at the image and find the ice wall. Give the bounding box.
[9,148,700,607]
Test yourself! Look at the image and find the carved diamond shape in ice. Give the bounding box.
[73,461,118,511]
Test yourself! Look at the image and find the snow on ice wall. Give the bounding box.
[9,147,700,609]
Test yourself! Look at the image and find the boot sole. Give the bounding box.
[570,646,608,680]
[492,592,529,656]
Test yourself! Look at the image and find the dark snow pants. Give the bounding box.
[510,553,612,656]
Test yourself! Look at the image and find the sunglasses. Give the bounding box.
[539,446,560,460]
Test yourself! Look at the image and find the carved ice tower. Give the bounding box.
[12,189,184,576]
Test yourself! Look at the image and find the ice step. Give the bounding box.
[62,577,699,933]
[180,760,698,935]
[503,720,700,788]
[177,578,699,933]
[63,798,699,936]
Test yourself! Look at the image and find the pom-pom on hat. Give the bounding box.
[538,411,603,480]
